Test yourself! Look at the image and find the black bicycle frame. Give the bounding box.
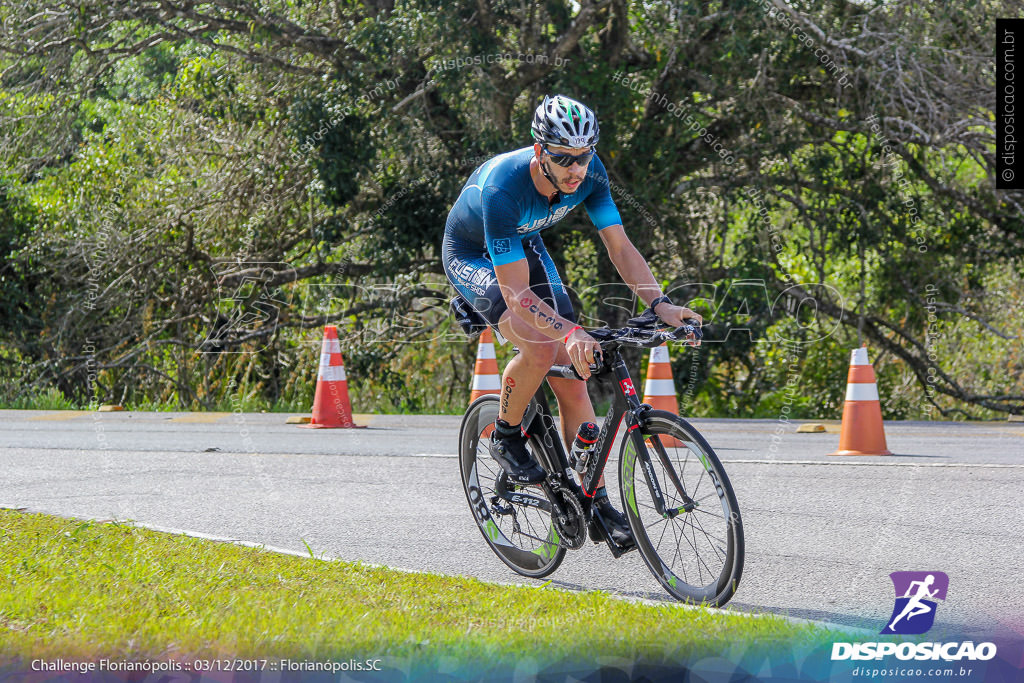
[521,345,684,517]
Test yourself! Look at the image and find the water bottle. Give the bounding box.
[569,421,599,473]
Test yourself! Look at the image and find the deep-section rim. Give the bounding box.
[459,395,566,578]
[619,410,744,606]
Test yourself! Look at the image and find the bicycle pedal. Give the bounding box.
[607,540,637,559]
[589,512,638,557]
[592,524,636,558]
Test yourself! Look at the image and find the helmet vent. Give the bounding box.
[531,94,600,148]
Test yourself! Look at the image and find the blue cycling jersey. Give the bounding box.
[444,147,622,266]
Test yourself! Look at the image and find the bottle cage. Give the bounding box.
[449,295,490,338]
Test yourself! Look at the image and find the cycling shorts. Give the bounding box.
[442,232,576,328]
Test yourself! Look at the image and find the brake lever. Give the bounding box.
[671,318,703,345]
[561,350,605,382]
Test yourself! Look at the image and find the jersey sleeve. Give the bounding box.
[583,155,623,230]
[482,185,526,266]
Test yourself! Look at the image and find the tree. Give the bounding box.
[0,0,1020,416]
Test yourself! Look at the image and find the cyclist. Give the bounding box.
[443,94,701,547]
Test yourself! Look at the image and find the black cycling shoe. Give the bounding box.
[489,430,546,485]
[590,497,635,548]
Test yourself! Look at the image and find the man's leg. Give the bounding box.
[546,350,608,491]
[497,312,611,492]
[545,344,596,448]
[495,309,561,426]
[546,346,632,547]
[485,308,562,483]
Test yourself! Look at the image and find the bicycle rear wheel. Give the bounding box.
[459,395,566,578]
[619,410,744,606]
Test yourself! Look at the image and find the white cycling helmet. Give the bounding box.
[531,94,599,148]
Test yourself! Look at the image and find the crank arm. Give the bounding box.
[540,481,567,522]
[492,488,552,514]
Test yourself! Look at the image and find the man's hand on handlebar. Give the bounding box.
[564,327,602,380]
[653,303,703,347]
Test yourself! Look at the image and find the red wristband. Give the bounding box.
[563,325,583,344]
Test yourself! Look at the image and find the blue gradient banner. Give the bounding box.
[2,635,1022,683]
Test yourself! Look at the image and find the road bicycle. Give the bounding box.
[457,309,744,606]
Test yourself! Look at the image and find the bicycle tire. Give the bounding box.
[459,395,566,578]
[619,410,744,606]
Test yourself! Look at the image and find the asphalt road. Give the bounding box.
[1,409,1022,641]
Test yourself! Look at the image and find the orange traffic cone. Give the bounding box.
[642,343,683,447]
[830,347,891,455]
[304,325,363,429]
[470,328,501,440]
[470,328,502,403]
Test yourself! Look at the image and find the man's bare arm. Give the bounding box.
[494,260,575,339]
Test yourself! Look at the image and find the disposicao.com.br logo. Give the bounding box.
[883,571,948,635]
[831,571,997,663]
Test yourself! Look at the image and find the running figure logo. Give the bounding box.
[881,571,949,635]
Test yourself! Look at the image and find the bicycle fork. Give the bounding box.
[626,408,699,519]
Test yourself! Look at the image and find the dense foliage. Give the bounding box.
[0,0,1020,418]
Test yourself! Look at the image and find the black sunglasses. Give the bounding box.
[543,145,595,167]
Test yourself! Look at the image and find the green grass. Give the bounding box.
[0,510,839,668]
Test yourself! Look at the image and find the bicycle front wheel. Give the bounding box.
[619,410,744,606]
[459,395,566,578]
